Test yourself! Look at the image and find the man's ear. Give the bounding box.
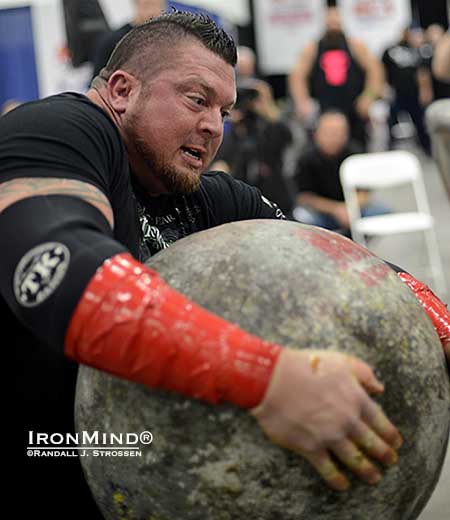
[107,70,140,114]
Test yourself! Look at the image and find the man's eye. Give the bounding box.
[190,96,206,106]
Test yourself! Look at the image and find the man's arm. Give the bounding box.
[288,42,317,121]
[397,272,449,355]
[416,66,434,106]
[432,33,450,82]
[297,191,369,229]
[0,177,402,490]
[350,38,385,119]
[0,177,114,224]
[387,261,450,364]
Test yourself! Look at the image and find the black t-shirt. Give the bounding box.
[382,42,423,98]
[294,143,361,202]
[134,169,285,261]
[309,34,366,116]
[0,93,283,518]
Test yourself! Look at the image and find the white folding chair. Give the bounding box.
[339,150,447,293]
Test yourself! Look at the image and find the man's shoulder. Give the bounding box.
[345,141,364,155]
[200,170,238,191]
[3,92,107,121]
[199,170,258,198]
[0,92,126,188]
[43,92,112,120]
[198,170,284,222]
[1,93,119,141]
[298,144,322,165]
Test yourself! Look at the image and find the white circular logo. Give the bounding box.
[14,242,70,307]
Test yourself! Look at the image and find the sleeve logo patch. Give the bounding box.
[14,242,70,307]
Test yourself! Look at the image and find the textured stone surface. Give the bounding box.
[75,220,450,520]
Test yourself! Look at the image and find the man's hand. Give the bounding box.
[332,202,351,229]
[251,349,402,491]
[295,97,315,122]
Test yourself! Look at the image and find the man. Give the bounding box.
[382,26,433,154]
[293,110,388,233]
[0,11,448,519]
[288,6,384,150]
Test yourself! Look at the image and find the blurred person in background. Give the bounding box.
[288,6,384,151]
[91,0,166,79]
[432,30,450,83]
[236,45,257,80]
[234,45,282,123]
[211,79,294,217]
[292,110,389,235]
[382,25,433,155]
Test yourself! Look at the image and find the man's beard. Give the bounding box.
[126,117,202,195]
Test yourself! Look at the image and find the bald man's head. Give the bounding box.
[314,111,349,157]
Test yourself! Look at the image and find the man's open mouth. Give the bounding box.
[181,147,202,160]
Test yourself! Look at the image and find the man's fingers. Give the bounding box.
[350,422,399,466]
[346,355,384,394]
[362,400,403,450]
[300,449,350,491]
[330,439,381,485]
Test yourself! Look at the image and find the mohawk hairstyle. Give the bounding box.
[96,10,237,84]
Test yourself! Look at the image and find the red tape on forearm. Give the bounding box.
[398,272,450,345]
[65,253,281,408]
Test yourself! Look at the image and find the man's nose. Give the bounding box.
[198,109,223,139]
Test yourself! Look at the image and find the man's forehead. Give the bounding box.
[159,44,231,68]
[177,74,236,104]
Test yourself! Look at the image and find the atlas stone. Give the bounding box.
[75,220,450,520]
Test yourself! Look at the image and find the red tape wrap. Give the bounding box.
[65,253,281,408]
[398,272,450,346]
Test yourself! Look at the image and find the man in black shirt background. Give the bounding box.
[288,6,385,151]
[293,110,389,234]
[382,26,433,154]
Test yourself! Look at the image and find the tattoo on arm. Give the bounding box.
[0,178,114,228]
